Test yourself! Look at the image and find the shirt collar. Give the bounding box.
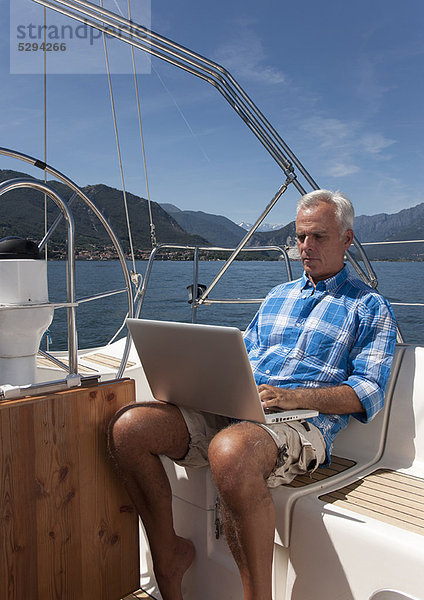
[301,264,349,292]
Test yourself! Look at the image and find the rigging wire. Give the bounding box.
[43,6,51,350]
[107,267,144,345]
[100,0,138,276]
[43,6,48,260]
[127,0,157,249]
[153,64,211,164]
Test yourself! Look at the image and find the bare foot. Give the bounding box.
[154,536,195,600]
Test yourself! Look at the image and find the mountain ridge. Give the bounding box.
[162,199,424,260]
[160,203,247,248]
[0,170,209,257]
[0,169,422,260]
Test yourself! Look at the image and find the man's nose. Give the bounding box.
[302,235,314,251]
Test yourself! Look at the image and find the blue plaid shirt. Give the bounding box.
[243,265,397,463]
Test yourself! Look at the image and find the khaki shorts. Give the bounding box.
[174,407,326,488]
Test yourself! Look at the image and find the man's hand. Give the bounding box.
[259,384,299,411]
[258,383,365,415]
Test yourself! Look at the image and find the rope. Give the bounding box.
[101,0,137,274]
[127,0,157,248]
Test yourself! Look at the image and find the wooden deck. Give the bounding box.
[122,591,153,599]
[319,468,424,536]
[37,352,136,373]
[287,455,356,487]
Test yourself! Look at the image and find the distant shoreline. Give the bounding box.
[48,255,423,263]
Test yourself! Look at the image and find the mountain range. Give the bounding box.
[0,169,422,260]
[160,201,424,261]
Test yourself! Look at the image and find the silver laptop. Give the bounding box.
[127,318,318,424]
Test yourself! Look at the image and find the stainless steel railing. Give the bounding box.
[133,243,294,324]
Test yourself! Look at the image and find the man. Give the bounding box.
[109,190,397,600]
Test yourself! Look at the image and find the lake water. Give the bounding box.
[46,260,423,350]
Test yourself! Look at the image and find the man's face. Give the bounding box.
[296,202,353,284]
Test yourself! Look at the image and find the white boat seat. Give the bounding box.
[285,345,424,600]
[271,343,406,547]
[315,345,424,538]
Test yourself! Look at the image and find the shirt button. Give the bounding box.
[296,322,301,328]
[266,369,270,374]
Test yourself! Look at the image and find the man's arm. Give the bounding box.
[259,383,365,415]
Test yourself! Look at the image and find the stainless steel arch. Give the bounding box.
[30,0,379,291]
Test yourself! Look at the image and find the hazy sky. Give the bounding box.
[1,0,424,225]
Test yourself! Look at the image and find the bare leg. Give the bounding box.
[208,422,278,600]
[108,401,194,600]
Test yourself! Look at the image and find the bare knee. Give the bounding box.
[108,402,152,465]
[108,401,189,466]
[208,424,277,498]
[209,427,243,473]
[208,427,255,492]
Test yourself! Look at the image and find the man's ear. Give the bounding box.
[344,229,354,249]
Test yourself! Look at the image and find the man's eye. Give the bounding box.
[296,235,305,243]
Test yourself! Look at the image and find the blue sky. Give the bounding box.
[1,0,424,226]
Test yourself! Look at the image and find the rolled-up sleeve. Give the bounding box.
[243,310,260,355]
[345,296,397,423]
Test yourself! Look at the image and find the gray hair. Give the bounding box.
[297,189,354,234]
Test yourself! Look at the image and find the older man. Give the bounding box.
[109,190,397,600]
